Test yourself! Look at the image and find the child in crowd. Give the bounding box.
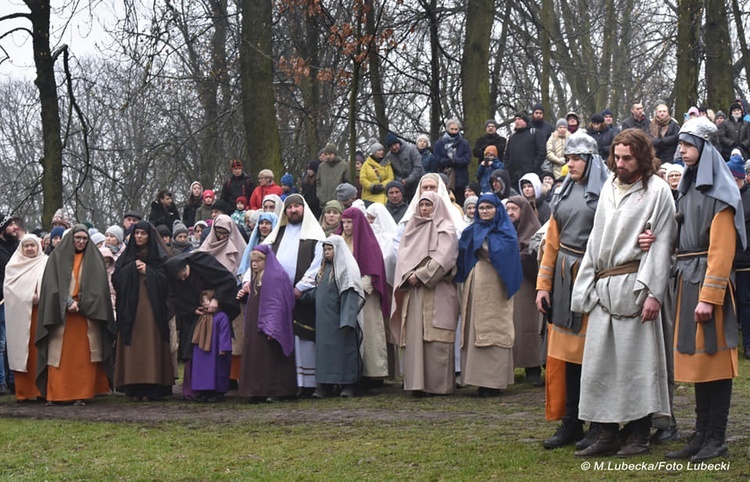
[232,196,248,226]
[191,290,232,402]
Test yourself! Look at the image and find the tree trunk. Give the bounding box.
[704,0,733,111]
[729,0,750,95]
[674,0,702,119]
[426,0,441,141]
[539,0,553,115]
[595,0,617,111]
[461,0,493,166]
[240,0,282,176]
[365,0,388,141]
[25,0,63,228]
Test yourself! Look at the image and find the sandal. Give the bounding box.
[73,400,86,406]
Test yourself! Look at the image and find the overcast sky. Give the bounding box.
[1,0,118,80]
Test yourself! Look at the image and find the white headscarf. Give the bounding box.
[366,203,398,285]
[321,235,365,301]
[263,193,326,245]
[3,234,48,371]
[398,173,467,232]
[261,193,284,219]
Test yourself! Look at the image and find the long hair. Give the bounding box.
[607,129,660,187]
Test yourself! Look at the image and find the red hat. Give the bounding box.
[231,159,242,169]
[203,189,215,200]
[236,196,248,205]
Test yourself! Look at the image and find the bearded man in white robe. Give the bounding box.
[571,129,676,457]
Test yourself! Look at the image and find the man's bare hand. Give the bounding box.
[695,301,714,323]
[641,297,660,322]
[536,290,550,314]
[638,229,655,252]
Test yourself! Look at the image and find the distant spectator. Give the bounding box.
[620,101,650,134]
[545,119,569,178]
[249,169,284,210]
[183,181,203,228]
[434,118,472,204]
[220,159,255,205]
[316,143,349,205]
[530,103,554,143]
[416,135,437,174]
[472,119,507,163]
[148,189,181,234]
[384,133,424,201]
[279,173,298,200]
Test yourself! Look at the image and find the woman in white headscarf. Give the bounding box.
[261,193,284,219]
[3,234,47,400]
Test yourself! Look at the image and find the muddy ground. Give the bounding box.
[1,377,749,447]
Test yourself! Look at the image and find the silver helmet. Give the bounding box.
[563,131,598,156]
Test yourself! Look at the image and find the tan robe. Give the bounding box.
[460,251,514,389]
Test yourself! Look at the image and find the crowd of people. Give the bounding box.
[1,99,749,465]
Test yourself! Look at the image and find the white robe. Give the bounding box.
[571,174,675,423]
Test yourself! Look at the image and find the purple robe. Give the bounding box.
[190,311,232,392]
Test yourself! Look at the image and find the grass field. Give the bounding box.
[1,364,748,481]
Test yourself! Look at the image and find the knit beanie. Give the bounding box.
[484,145,498,158]
[105,225,124,243]
[280,173,295,187]
[727,152,746,179]
[385,132,401,147]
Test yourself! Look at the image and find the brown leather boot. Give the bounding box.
[575,424,619,457]
[616,418,651,457]
[616,432,650,456]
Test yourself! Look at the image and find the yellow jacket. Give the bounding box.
[360,156,394,204]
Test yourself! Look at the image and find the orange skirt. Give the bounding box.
[13,306,42,401]
[46,313,110,402]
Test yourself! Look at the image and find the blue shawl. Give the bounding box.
[456,194,522,297]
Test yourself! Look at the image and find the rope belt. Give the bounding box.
[595,260,640,280]
[675,250,708,259]
[559,243,585,256]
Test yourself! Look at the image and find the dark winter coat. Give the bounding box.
[434,133,472,190]
[220,172,256,204]
[148,200,181,234]
[621,115,650,134]
[504,126,546,185]
[650,119,680,166]
[587,124,617,159]
[718,118,750,160]
[472,133,507,162]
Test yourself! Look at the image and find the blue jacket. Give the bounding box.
[477,158,504,194]
[434,133,472,189]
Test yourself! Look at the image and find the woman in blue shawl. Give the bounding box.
[456,194,522,396]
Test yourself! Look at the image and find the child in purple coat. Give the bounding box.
[191,290,232,402]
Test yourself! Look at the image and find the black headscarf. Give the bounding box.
[112,221,170,345]
[164,251,241,321]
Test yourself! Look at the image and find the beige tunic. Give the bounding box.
[460,249,514,389]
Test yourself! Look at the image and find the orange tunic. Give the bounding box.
[536,216,589,420]
[674,209,739,383]
[46,252,110,402]
[13,305,42,401]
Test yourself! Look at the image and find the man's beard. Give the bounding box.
[617,170,640,184]
[2,228,18,242]
[287,215,303,225]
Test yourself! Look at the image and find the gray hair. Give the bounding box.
[445,117,462,129]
